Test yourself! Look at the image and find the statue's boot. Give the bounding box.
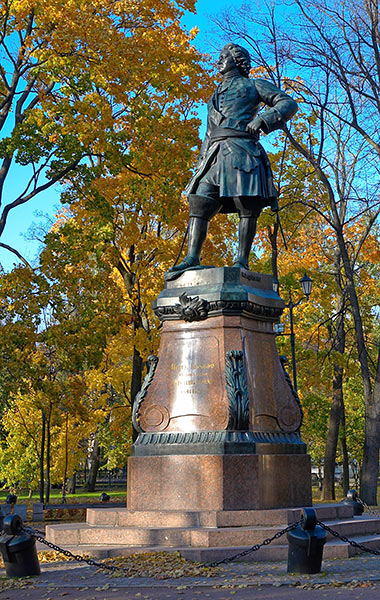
[167,216,209,274]
[233,216,257,270]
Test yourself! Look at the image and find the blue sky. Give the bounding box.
[0,0,244,272]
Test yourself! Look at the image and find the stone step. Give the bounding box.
[323,534,380,558]
[321,516,380,540]
[46,523,192,548]
[47,523,289,548]
[186,518,380,548]
[182,534,380,561]
[42,534,380,562]
[86,504,354,528]
[46,515,380,550]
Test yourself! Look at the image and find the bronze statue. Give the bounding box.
[167,43,297,279]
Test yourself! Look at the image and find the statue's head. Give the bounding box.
[221,43,251,78]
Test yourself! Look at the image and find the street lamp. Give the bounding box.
[272,273,313,393]
[300,273,312,297]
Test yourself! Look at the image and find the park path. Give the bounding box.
[0,581,379,600]
[1,555,380,600]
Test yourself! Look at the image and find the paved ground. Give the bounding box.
[1,555,380,600]
[1,581,380,600]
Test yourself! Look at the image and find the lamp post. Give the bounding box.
[272,274,313,393]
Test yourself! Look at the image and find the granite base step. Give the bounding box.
[85,504,353,528]
[44,504,380,562]
[39,534,380,562]
[46,517,380,549]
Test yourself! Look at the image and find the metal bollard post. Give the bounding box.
[342,489,364,516]
[287,508,327,574]
[0,514,41,577]
[6,493,17,516]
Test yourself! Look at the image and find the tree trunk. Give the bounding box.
[267,222,279,280]
[360,341,380,503]
[131,345,143,441]
[322,364,343,500]
[67,473,76,494]
[117,250,144,442]
[45,411,51,504]
[340,407,350,497]
[360,399,380,504]
[322,288,345,500]
[61,412,69,504]
[86,435,100,492]
[39,411,46,503]
[317,464,323,492]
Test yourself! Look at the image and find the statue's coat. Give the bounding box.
[185,76,297,212]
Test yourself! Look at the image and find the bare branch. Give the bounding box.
[0,242,33,270]
[0,155,85,237]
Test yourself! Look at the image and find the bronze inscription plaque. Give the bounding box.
[139,331,229,432]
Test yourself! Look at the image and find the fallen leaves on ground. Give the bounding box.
[294,580,376,589]
[0,550,91,569]
[97,551,221,579]
[38,551,90,563]
[0,576,35,591]
[43,508,87,522]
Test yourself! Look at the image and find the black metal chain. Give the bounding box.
[22,527,133,574]
[357,497,380,519]
[207,520,302,567]
[23,525,46,536]
[317,520,380,556]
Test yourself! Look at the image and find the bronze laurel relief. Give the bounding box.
[173,292,209,322]
[132,355,159,434]
[225,350,250,430]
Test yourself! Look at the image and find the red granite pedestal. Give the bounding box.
[127,453,311,511]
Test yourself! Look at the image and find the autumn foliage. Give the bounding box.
[0,0,234,500]
[1,0,380,504]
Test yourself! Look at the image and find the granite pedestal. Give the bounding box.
[129,267,312,511]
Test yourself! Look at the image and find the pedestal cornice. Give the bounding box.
[153,267,284,322]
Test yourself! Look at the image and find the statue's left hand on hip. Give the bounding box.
[246,116,264,140]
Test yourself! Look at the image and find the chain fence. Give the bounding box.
[22,525,46,536]
[207,520,301,566]
[22,522,304,571]
[11,500,380,575]
[358,497,380,519]
[316,521,380,557]
[21,527,135,575]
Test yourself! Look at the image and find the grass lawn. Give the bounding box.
[312,488,345,503]
[0,487,126,504]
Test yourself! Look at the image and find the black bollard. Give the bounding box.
[6,494,17,506]
[342,489,364,516]
[5,494,17,515]
[287,508,327,574]
[0,514,41,577]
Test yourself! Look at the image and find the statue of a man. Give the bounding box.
[167,43,297,278]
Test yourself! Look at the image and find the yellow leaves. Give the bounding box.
[189,26,199,40]
[99,551,220,579]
